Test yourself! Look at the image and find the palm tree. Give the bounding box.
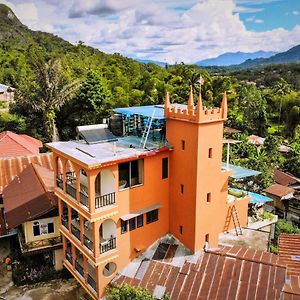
[21,53,80,142]
[274,78,291,125]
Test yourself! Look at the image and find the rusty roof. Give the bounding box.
[224,127,241,134]
[264,184,295,198]
[274,169,300,187]
[2,163,57,229]
[0,131,42,158]
[113,244,290,300]
[0,153,54,191]
[279,234,300,277]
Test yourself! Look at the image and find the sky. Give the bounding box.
[1,0,300,63]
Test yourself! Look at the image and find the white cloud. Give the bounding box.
[255,19,264,23]
[292,10,299,15]
[1,0,300,64]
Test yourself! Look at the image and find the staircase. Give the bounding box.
[224,205,243,236]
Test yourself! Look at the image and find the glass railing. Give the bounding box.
[80,191,89,208]
[75,261,84,277]
[88,274,97,292]
[61,216,69,229]
[66,183,77,199]
[84,235,94,252]
[71,224,80,240]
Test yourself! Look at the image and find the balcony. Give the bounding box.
[95,192,116,209]
[61,216,69,229]
[66,183,77,199]
[71,223,81,241]
[75,260,84,277]
[84,234,94,251]
[100,237,116,254]
[66,252,72,265]
[18,230,62,253]
[56,176,63,190]
[88,274,97,292]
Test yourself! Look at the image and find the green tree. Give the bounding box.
[74,71,112,124]
[18,50,80,142]
[106,284,169,300]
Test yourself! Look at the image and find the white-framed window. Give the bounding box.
[33,220,55,236]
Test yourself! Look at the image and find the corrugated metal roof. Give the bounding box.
[3,164,57,229]
[274,169,300,186]
[264,184,295,198]
[114,245,288,300]
[0,153,54,191]
[114,105,165,119]
[0,131,42,158]
[222,163,261,179]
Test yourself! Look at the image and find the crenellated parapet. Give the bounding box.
[164,87,228,123]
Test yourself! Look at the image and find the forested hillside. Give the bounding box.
[0,4,299,186]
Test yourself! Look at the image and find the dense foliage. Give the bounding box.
[106,284,169,300]
[0,4,299,181]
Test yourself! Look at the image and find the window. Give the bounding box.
[0,194,3,205]
[162,158,168,179]
[181,140,185,150]
[208,148,212,158]
[33,220,55,236]
[180,225,183,235]
[121,220,128,234]
[181,184,184,194]
[146,209,158,224]
[207,193,211,203]
[137,215,144,228]
[129,218,136,231]
[119,159,144,189]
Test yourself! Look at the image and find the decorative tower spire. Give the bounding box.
[221,91,228,119]
[188,86,194,113]
[164,91,170,115]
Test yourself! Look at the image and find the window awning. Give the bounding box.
[120,204,161,221]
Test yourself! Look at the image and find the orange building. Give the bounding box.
[47,89,250,299]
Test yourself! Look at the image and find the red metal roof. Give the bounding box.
[0,153,54,191]
[113,245,288,300]
[2,163,57,229]
[264,184,295,198]
[274,169,300,187]
[0,131,42,158]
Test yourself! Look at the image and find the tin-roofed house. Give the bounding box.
[2,163,63,270]
[0,83,15,102]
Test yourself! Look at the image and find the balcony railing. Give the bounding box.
[84,235,94,252]
[61,216,69,229]
[80,191,89,208]
[88,274,97,292]
[71,224,81,241]
[66,183,77,199]
[56,176,63,189]
[100,237,116,254]
[95,192,116,209]
[75,261,84,277]
[66,252,72,265]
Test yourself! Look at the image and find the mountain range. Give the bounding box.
[195,51,277,67]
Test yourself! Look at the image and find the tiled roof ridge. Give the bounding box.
[206,248,286,268]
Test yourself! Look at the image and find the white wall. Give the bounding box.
[100,170,115,196]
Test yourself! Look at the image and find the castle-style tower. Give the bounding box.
[165,88,230,251]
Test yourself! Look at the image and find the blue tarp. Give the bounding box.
[230,188,272,204]
[114,105,165,119]
[222,162,261,179]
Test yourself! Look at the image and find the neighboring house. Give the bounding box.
[0,83,15,102]
[47,90,253,299]
[264,184,300,225]
[2,163,63,270]
[248,135,290,153]
[274,169,300,191]
[0,131,42,158]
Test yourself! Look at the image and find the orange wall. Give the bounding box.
[167,117,237,251]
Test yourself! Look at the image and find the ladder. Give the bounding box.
[140,109,155,149]
[224,205,242,236]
